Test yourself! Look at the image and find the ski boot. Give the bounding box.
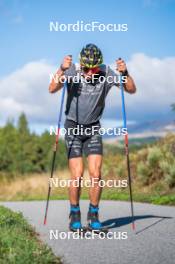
[86,204,108,234]
[69,205,83,232]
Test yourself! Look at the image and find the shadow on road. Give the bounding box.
[102,215,173,234]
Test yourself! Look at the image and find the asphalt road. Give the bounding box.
[1,200,175,264]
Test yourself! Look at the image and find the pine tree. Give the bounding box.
[0,119,18,175]
[16,113,32,174]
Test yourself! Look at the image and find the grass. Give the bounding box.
[0,206,62,264]
[101,189,175,205]
[0,171,175,205]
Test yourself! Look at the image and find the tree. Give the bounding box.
[0,113,67,176]
[16,113,33,174]
[0,119,18,175]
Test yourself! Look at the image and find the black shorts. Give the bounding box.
[64,119,103,159]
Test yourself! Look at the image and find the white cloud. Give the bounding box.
[107,53,175,113]
[0,60,64,126]
[0,54,175,131]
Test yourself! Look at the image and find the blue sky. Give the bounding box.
[0,0,175,133]
[1,0,175,75]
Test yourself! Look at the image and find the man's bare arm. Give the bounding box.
[49,55,72,93]
[123,75,136,94]
[116,58,136,94]
[49,68,65,93]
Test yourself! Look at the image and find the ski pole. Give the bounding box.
[119,62,135,230]
[44,81,67,225]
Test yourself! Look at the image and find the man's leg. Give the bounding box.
[64,119,84,230]
[86,154,104,230]
[88,154,102,206]
[68,157,84,231]
[68,157,84,205]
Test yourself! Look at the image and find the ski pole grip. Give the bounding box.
[118,58,122,76]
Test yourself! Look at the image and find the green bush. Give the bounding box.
[147,147,163,168]
[137,162,150,185]
[159,160,170,174]
[115,163,125,178]
[165,163,175,188]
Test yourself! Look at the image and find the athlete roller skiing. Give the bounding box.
[49,44,136,233]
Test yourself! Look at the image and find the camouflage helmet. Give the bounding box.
[79,43,103,68]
